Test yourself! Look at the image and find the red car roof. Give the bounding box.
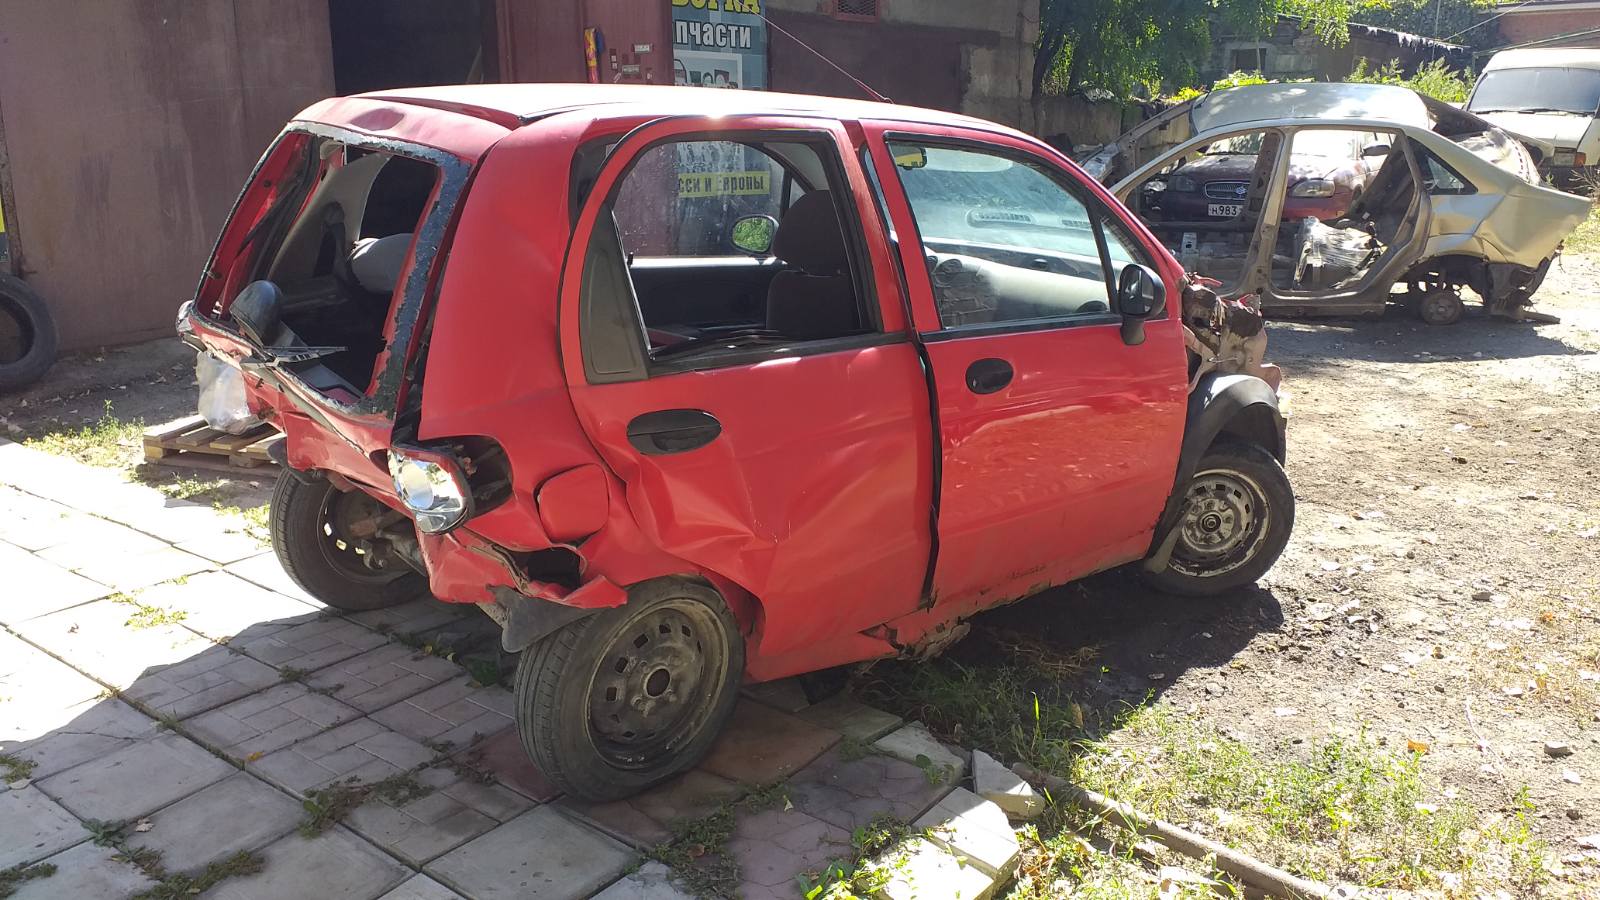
[357,83,1007,133]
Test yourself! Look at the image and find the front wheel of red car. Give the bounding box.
[269,471,425,611]
[1143,441,1294,597]
[514,578,744,802]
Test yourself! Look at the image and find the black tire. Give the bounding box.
[269,471,424,611]
[1143,440,1294,597]
[515,577,744,801]
[1416,289,1463,326]
[0,274,58,392]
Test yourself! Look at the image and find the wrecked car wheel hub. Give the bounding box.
[587,600,728,769]
[1172,470,1267,577]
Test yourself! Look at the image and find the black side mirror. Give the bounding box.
[1361,143,1391,158]
[230,280,285,347]
[1115,264,1163,346]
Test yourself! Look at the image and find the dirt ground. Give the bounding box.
[4,249,1598,894]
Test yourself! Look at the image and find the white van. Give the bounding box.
[1467,48,1600,187]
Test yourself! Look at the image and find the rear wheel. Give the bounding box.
[0,274,58,391]
[1416,288,1464,326]
[269,471,424,611]
[514,578,743,801]
[1144,441,1294,597]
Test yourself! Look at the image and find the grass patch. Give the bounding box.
[0,753,37,784]
[1564,202,1600,255]
[647,783,792,899]
[24,401,144,469]
[859,658,1549,895]
[299,772,432,837]
[130,850,265,900]
[213,503,271,546]
[0,863,57,899]
[797,814,916,900]
[110,592,188,631]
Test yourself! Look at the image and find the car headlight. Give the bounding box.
[1291,179,1335,198]
[1169,175,1198,192]
[388,446,473,534]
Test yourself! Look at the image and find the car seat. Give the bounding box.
[765,191,861,340]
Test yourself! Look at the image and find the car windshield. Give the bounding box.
[1469,67,1600,115]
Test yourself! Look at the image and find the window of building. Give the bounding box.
[832,0,880,22]
[1229,46,1268,73]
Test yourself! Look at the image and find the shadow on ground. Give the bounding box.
[1266,309,1585,374]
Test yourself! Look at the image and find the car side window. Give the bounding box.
[886,140,1141,329]
[1416,147,1474,195]
[578,133,874,380]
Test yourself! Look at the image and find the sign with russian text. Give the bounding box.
[671,0,767,90]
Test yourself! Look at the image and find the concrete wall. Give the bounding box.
[763,0,1038,129]
[0,1,334,351]
[1209,18,1470,83]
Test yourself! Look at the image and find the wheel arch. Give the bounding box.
[1144,373,1286,568]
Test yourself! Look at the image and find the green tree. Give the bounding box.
[1349,0,1497,50]
[1033,0,1358,97]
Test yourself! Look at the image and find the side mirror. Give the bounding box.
[729,215,778,255]
[1115,264,1163,346]
[1361,143,1391,158]
[230,280,285,347]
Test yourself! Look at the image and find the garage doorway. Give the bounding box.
[328,0,499,95]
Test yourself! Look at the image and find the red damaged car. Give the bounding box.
[1142,128,1387,223]
[178,85,1292,800]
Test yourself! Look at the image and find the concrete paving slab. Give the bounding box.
[346,596,476,637]
[8,839,159,900]
[306,642,465,713]
[914,787,1020,878]
[120,644,282,721]
[699,700,840,785]
[591,861,696,899]
[726,806,851,898]
[35,732,234,822]
[123,772,303,873]
[137,570,320,642]
[0,631,107,743]
[370,675,515,751]
[877,837,995,900]
[426,806,635,900]
[185,683,362,762]
[3,698,159,780]
[207,826,412,900]
[873,722,968,784]
[11,596,214,690]
[467,728,560,802]
[37,541,212,594]
[345,761,534,865]
[0,784,88,869]
[378,874,467,900]
[0,485,86,552]
[228,613,387,672]
[972,749,1043,819]
[787,746,952,834]
[251,717,436,795]
[225,552,320,605]
[797,694,905,743]
[562,768,744,848]
[175,529,271,566]
[741,677,811,713]
[0,539,113,623]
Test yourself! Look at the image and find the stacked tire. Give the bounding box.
[0,274,56,391]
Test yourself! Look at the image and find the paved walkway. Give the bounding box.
[0,439,987,899]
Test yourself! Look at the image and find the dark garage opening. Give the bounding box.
[328,0,498,95]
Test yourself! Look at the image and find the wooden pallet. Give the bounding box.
[143,415,282,471]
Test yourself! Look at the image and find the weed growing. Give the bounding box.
[648,783,792,899]
[0,863,57,899]
[131,850,265,900]
[299,772,432,837]
[24,401,144,469]
[0,753,37,784]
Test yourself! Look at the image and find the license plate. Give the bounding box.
[1207,203,1243,218]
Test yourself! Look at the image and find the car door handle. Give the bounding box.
[965,358,1013,395]
[626,409,722,455]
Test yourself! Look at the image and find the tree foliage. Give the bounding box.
[1348,57,1474,103]
[1349,0,1498,50]
[1034,0,1356,96]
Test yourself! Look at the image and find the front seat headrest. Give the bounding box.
[771,191,848,275]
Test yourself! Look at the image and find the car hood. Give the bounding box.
[1473,110,1592,148]
[1175,154,1341,181]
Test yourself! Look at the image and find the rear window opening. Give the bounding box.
[206,135,443,403]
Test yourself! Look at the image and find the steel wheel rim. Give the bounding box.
[586,599,730,770]
[1421,292,1457,323]
[317,488,396,583]
[1170,468,1269,578]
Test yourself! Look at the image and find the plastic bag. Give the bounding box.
[195,352,262,434]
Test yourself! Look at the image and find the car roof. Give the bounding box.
[1190,82,1432,133]
[1483,48,1600,71]
[358,83,1003,132]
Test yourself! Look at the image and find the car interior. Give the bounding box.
[222,138,442,402]
[601,137,872,360]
